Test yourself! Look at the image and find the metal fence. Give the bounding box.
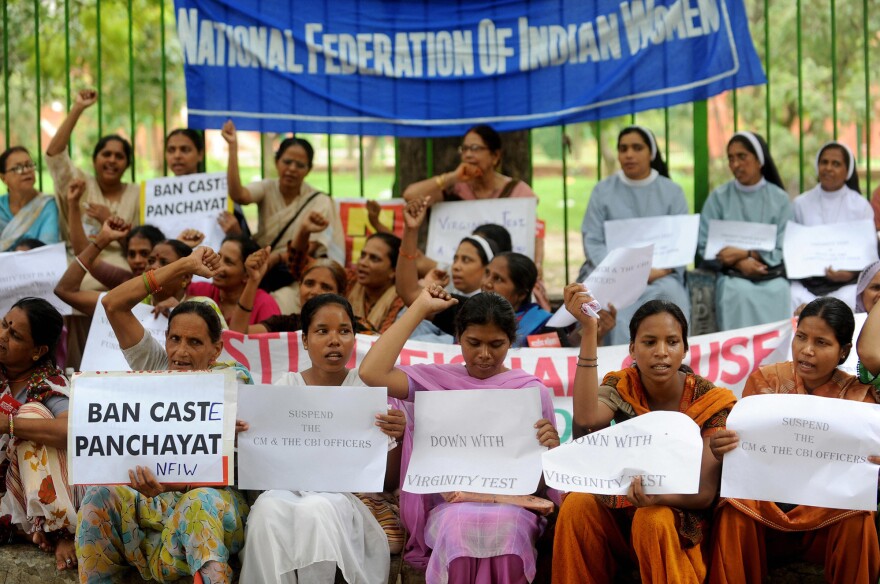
[2,0,877,286]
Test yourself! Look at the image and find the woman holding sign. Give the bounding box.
[553,288,736,584]
[360,288,560,584]
[75,247,251,584]
[241,293,406,583]
[709,297,879,583]
[789,141,873,311]
[0,298,76,570]
[45,89,140,266]
[697,132,793,330]
[579,126,691,346]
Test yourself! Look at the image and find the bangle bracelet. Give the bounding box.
[8,414,14,438]
[90,240,105,252]
[578,355,598,361]
[145,269,162,295]
[576,363,599,368]
[400,250,419,261]
[237,301,254,312]
[75,256,89,273]
[142,273,152,296]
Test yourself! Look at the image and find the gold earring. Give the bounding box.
[32,355,39,361]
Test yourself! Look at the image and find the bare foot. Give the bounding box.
[32,530,54,554]
[55,537,77,571]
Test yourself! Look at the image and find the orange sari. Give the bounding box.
[709,362,880,583]
[553,367,736,584]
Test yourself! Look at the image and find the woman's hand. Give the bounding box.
[716,246,747,267]
[66,178,86,204]
[453,162,482,182]
[411,284,458,318]
[217,211,242,236]
[709,429,739,461]
[563,282,599,328]
[74,88,98,110]
[647,268,672,284]
[235,419,249,448]
[825,267,855,283]
[151,296,180,319]
[84,202,112,224]
[129,466,165,498]
[734,257,768,278]
[302,211,329,234]
[404,197,429,230]
[189,246,221,278]
[535,418,560,449]
[376,408,406,439]
[626,475,661,508]
[422,267,449,289]
[96,216,131,248]
[245,246,271,283]
[177,229,205,248]
[221,119,237,145]
[597,303,617,341]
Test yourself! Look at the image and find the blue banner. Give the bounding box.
[174,0,766,137]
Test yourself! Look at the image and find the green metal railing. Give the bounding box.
[1,0,877,286]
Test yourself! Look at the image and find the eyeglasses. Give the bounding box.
[458,145,489,154]
[7,162,36,175]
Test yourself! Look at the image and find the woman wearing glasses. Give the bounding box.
[403,125,536,205]
[221,121,344,263]
[0,147,60,251]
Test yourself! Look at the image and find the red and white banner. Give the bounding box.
[220,319,795,442]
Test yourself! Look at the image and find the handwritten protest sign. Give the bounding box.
[426,198,537,260]
[337,198,406,267]
[546,245,652,328]
[721,394,880,511]
[403,388,545,495]
[542,411,703,494]
[80,293,168,371]
[783,220,879,279]
[605,214,700,269]
[237,385,388,491]
[69,371,237,485]
[141,173,232,251]
[0,243,71,317]
[703,220,777,260]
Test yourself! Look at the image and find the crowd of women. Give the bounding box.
[0,87,877,583]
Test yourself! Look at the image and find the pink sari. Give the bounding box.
[397,363,555,584]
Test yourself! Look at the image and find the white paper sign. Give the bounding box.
[0,243,72,317]
[721,394,880,511]
[80,293,168,372]
[237,385,388,491]
[403,388,545,495]
[426,198,537,260]
[69,371,237,485]
[703,220,777,260]
[542,411,703,494]
[141,173,231,251]
[605,214,700,269]
[783,220,879,279]
[546,245,653,328]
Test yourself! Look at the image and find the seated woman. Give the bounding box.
[46,89,140,272]
[0,298,75,570]
[855,260,880,314]
[359,287,560,584]
[222,121,344,266]
[553,291,736,584]
[54,216,193,317]
[75,247,251,584]
[579,126,691,345]
[240,294,406,583]
[697,132,793,330]
[403,124,535,205]
[164,128,250,238]
[790,141,873,311]
[187,234,280,325]
[709,297,879,583]
[0,147,59,251]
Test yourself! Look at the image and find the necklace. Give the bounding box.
[5,368,35,384]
